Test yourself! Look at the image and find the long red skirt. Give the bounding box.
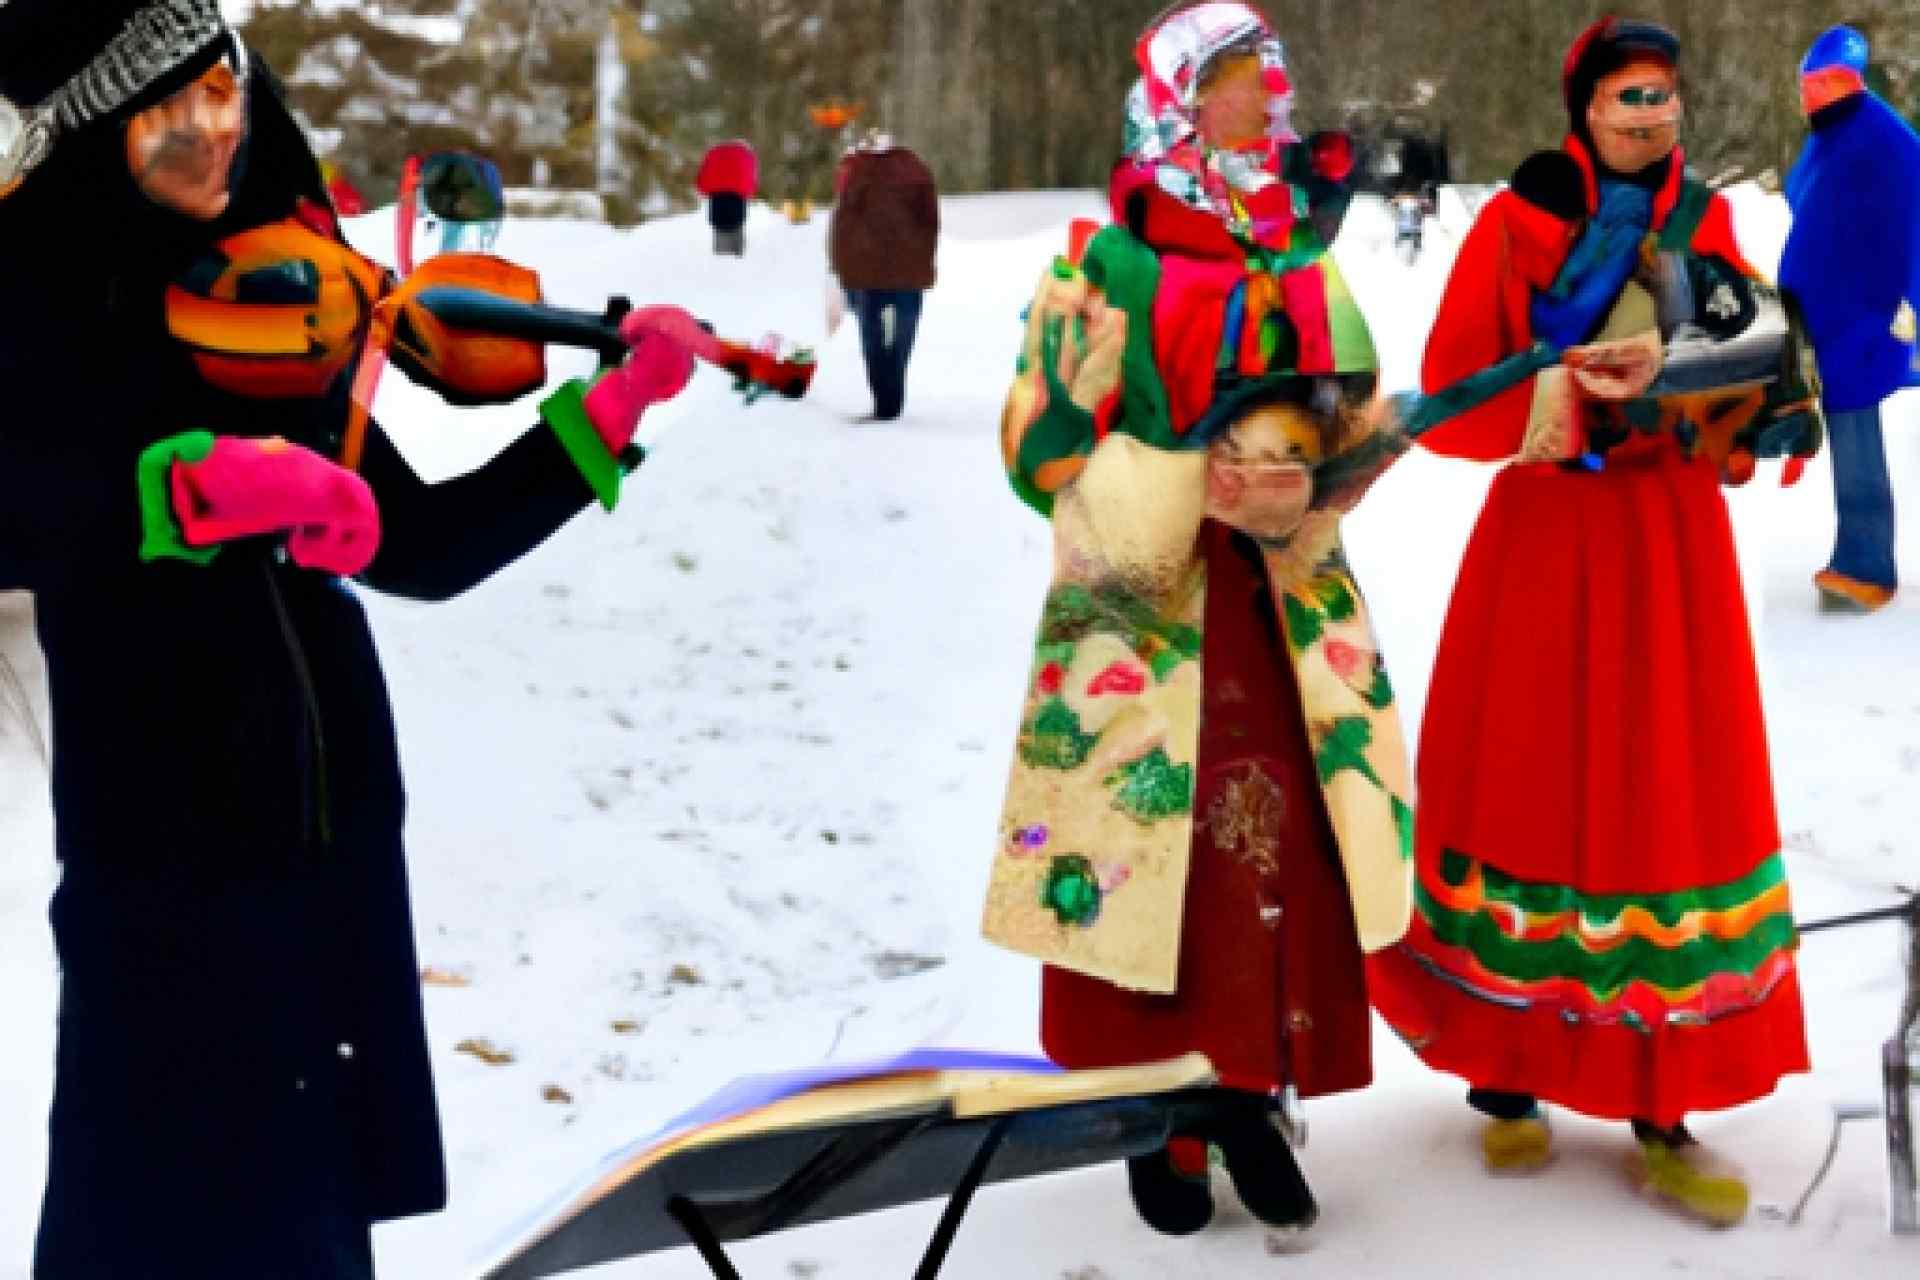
[1041,524,1373,1099]
[1369,442,1810,1125]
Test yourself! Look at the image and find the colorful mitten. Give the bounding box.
[622,303,725,369]
[582,308,702,453]
[1000,258,1128,515]
[544,304,703,511]
[139,432,380,575]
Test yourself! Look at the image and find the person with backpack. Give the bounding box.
[1390,189,1426,264]
[829,130,939,422]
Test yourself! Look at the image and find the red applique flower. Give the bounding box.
[1323,638,1363,680]
[1087,661,1148,696]
[1037,662,1065,695]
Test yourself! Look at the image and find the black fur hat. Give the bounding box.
[0,0,229,109]
[0,0,232,193]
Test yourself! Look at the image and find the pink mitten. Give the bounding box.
[621,303,725,367]
[580,305,708,453]
[169,436,381,576]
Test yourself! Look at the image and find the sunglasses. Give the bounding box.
[1616,85,1676,108]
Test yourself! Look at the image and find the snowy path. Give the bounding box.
[1,191,1916,1278]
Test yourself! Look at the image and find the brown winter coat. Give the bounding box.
[829,147,940,291]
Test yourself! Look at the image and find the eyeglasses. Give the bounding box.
[1616,85,1676,108]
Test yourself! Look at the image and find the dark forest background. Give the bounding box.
[238,1,1920,221]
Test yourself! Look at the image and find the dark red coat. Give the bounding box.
[829,148,939,291]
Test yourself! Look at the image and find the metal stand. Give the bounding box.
[1887,903,1918,1234]
[1792,893,1919,1234]
[480,1087,1276,1279]
[657,1116,1012,1280]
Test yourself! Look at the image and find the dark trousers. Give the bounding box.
[1826,403,1898,589]
[848,289,923,420]
[708,194,746,257]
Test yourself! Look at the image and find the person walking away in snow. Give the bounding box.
[828,130,938,422]
[696,138,758,257]
[1391,190,1425,264]
[984,2,1415,1237]
[0,4,701,1274]
[1366,16,1812,1227]
[1779,24,1920,614]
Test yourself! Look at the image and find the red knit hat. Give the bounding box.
[1562,15,1681,122]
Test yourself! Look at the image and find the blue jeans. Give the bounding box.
[1825,403,1898,589]
[848,289,923,420]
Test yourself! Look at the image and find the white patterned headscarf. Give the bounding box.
[1124,3,1298,238]
[0,0,231,195]
[1128,2,1296,161]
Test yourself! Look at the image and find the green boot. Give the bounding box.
[1630,1130,1749,1227]
[1481,1114,1553,1174]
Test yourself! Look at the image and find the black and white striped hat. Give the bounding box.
[0,0,234,193]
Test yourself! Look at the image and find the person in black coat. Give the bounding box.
[0,5,696,1275]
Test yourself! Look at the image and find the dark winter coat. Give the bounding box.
[829,147,940,291]
[3,61,604,1274]
[1781,92,1920,412]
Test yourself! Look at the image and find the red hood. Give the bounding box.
[1500,193,1582,291]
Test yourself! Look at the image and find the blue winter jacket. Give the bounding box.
[1781,92,1920,412]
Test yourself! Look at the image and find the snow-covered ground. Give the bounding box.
[2,188,1916,1279]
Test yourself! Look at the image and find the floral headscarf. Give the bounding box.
[1124,3,1297,241]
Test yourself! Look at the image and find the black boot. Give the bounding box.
[1204,1092,1318,1231]
[1125,1145,1214,1236]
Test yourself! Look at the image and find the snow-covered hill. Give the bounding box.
[1,188,1916,1278]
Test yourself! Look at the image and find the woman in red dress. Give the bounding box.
[1367,17,1811,1226]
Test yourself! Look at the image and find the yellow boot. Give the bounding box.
[1481,1114,1553,1174]
[1630,1135,1749,1227]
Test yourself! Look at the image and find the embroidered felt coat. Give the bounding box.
[1367,139,1811,1126]
[982,162,1414,1016]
